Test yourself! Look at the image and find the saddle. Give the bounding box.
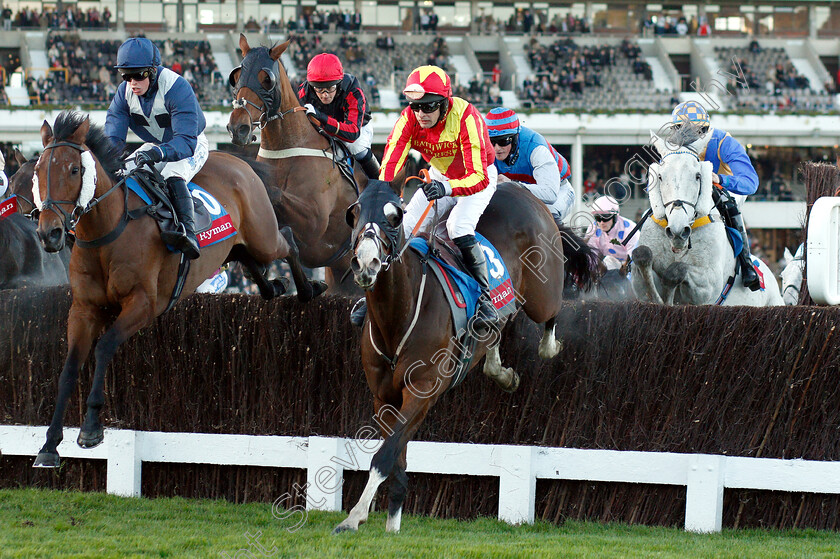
[409,232,517,390]
[128,170,214,245]
[316,129,359,196]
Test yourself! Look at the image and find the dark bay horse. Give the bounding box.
[227,34,363,294]
[32,111,325,468]
[6,149,38,215]
[336,179,596,533]
[0,212,70,289]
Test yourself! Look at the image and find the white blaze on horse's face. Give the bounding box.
[352,223,384,290]
[780,254,804,306]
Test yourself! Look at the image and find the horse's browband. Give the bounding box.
[650,214,713,229]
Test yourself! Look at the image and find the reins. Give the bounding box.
[39,141,151,249]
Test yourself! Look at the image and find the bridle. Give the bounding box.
[37,140,129,246]
[657,148,703,223]
[351,220,403,274]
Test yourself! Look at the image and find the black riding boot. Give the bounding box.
[349,297,367,327]
[356,149,380,179]
[454,234,500,330]
[161,177,200,260]
[713,186,759,291]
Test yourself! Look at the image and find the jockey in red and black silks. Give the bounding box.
[298,53,379,178]
[485,107,574,228]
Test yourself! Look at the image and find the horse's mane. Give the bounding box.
[53,111,123,180]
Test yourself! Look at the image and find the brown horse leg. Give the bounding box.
[386,449,409,532]
[334,381,442,534]
[34,306,104,467]
[279,226,327,302]
[78,290,153,448]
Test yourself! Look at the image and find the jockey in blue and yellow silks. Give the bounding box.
[350,65,499,329]
[484,107,574,228]
[668,100,760,291]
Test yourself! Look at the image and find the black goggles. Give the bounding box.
[313,84,338,94]
[593,213,617,222]
[410,100,442,114]
[490,136,515,147]
[120,68,151,82]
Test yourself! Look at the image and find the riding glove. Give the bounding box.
[135,146,164,167]
[422,179,451,201]
[303,103,326,125]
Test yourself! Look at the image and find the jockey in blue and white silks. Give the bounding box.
[105,36,208,260]
[668,100,760,290]
[484,107,574,227]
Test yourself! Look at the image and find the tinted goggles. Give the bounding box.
[593,213,616,222]
[410,100,442,114]
[120,68,151,82]
[313,84,338,94]
[490,136,515,147]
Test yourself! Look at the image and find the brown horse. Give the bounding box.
[336,179,597,533]
[7,149,38,215]
[227,34,363,294]
[31,111,324,468]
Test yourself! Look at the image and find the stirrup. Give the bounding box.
[741,258,761,292]
[471,294,500,330]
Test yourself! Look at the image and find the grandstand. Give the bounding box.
[2,1,838,266]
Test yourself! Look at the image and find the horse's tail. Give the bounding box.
[558,225,599,291]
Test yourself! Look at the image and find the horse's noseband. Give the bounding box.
[38,140,90,232]
[354,222,398,271]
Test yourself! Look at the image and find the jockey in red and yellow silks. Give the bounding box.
[349,65,499,329]
[379,97,495,197]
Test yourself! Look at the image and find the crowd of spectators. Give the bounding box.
[475,11,591,35]
[4,6,112,29]
[521,38,617,106]
[29,33,224,107]
[621,39,652,81]
[287,9,362,34]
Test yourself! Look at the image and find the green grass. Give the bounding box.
[1,488,839,558]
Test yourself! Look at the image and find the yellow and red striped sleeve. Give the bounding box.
[449,106,491,197]
[379,108,414,181]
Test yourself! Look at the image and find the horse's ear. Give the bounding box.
[269,40,290,61]
[388,167,406,196]
[14,149,27,165]
[345,202,359,228]
[784,247,794,262]
[70,116,90,145]
[239,33,250,56]
[40,120,53,148]
[649,130,668,159]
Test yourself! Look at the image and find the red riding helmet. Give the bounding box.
[307,53,343,87]
[403,65,452,102]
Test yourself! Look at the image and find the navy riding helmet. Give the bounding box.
[114,37,162,81]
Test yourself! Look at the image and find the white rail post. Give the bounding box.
[498,445,536,524]
[306,436,344,512]
[106,429,142,497]
[685,454,724,533]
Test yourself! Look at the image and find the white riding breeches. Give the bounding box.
[402,165,498,240]
[342,122,374,157]
[124,132,210,182]
[542,178,574,223]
